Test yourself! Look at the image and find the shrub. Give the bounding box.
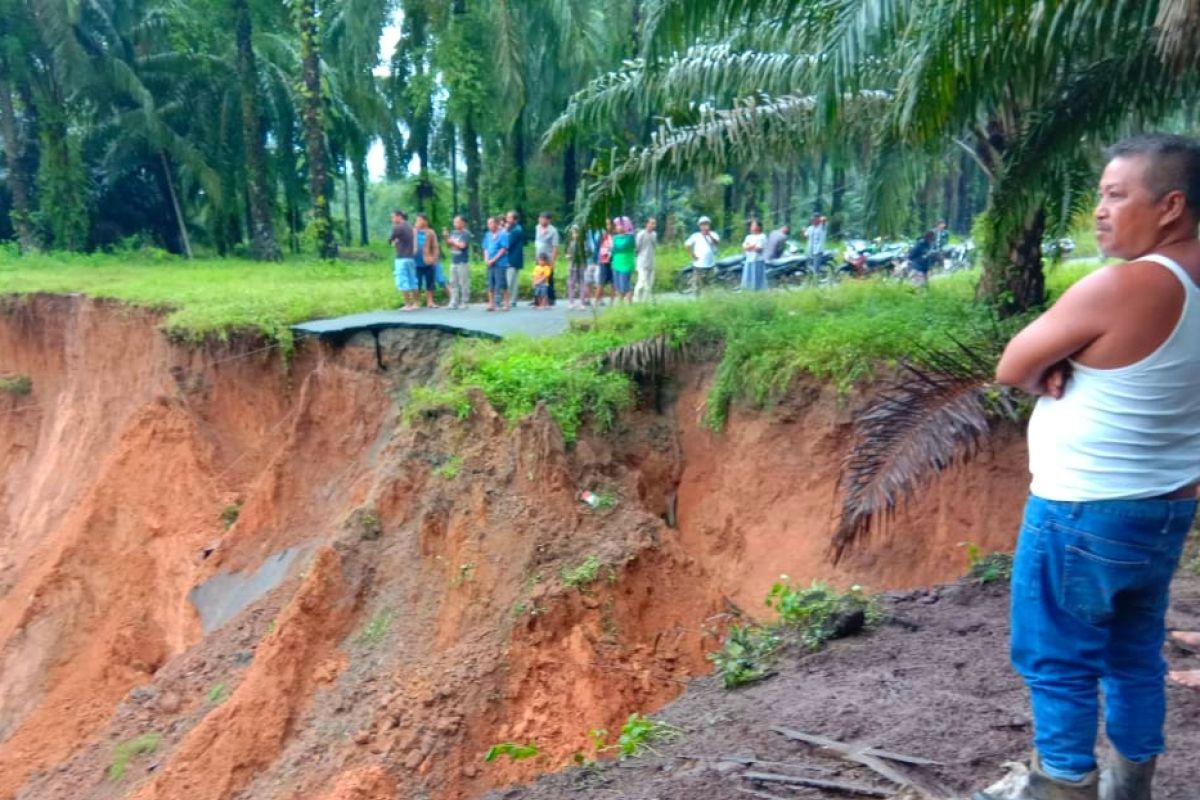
[962,542,1014,584]
[765,577,884,651]
[560,556,602,590]
[707,623,780,688]
[0,375,32,395]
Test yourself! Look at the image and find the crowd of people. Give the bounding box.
[388,207,953,310]
[388,209,661,312]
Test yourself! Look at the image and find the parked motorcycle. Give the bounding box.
[841,239,907,278]
[674,253,747,293]
[766,251,836,287]
[941,240,977,272]
[1043,237,1076,259]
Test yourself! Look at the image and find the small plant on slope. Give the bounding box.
[765,578,884,651]
[484,742,540,762]
[560,555,602,590]
[107,733,162,781]
[708,623,780,688]
[0,375,32,395]
[962,542,1014,584]
[219,503,241,530]
[607,713,681,758]
[434,455,463,479]
[356,610,394,648]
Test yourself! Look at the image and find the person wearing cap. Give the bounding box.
[685,216,721,292]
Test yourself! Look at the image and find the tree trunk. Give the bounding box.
[0,75,38,251]
[463,117,482,232]
[449,123,459,217]
[355,151,368,245]
[979,207,1046,316]
[341,163,352,245]
[563,135,578,220]
[160,151,193,259]
[830,165,846,235]
[511,104,527,216]
[296,0,337,259]
[234,0,281,261]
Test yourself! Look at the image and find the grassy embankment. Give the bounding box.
[0,248,1093,442]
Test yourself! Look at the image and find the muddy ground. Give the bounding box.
[490,572,1200,800]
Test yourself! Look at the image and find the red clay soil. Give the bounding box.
[0,294,1050,800]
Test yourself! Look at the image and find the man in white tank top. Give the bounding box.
[974,135,1200,800]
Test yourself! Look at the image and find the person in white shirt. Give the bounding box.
[741,219,768,291]
[634,217,658,302]
[684,216,720,292]
[803,213,827,274]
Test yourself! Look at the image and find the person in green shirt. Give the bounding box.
[610,216,636,304]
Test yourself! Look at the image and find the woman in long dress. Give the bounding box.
[741,219,767,291]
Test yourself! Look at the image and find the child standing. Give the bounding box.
[532,256,553,309]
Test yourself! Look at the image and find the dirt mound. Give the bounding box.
[0,295,1036,800]
[492,573,1200,800]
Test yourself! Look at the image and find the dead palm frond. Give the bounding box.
[601,334,686,378]
[1157,0,1200,70]
[832,340,1018,561]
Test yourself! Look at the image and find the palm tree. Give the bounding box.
[555,0,1199,314]
[292,0,337,258]
[234,0,282,260]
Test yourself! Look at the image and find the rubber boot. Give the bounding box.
[1099,754,1155,800]
[974,755,1099,800]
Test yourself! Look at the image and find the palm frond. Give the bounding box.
[602,334,685,378]
[1157,0,1200,69]
[832,341,1008,561]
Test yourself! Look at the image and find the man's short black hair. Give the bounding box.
[1106,133,1200,219]
[392,209,406,219]
[416,212,429,222]
[539,211,551,220]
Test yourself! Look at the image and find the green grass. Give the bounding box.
[0,375,32,395]
[107,733,162,781]
[355,610,394,648]
[2,249,1096,443]
[560,555,602,590]
[408,266,1095,439]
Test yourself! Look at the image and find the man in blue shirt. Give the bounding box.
[505,210,525,304]
[482,216,511,311]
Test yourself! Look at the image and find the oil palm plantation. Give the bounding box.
[554,0,1200,314]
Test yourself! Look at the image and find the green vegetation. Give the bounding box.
[963,542,1015,585]
[484,742,541,763]
[560,556,602,590]
[206,682,228,704]
[410,267,1093,440]
[346,508,382,542]
[107,733,163,781]
[0,375,32,396]
[451,563,476,587]
[0,254,401,350]
[219,503,242,531]
[591,713,681,759]
[434,455,464,479]
[355,610,394,648]
[765,578,885,652]
[708,623,781,689]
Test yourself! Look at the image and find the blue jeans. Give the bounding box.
[1011,495,1195,779]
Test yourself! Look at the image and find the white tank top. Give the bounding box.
[1028,254,1200,501]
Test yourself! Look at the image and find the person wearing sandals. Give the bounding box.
[741,219,768,291]
[977,134,1200,800]
[389,210,419,311]
[634,216,658,302]
[482,216,511,311]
